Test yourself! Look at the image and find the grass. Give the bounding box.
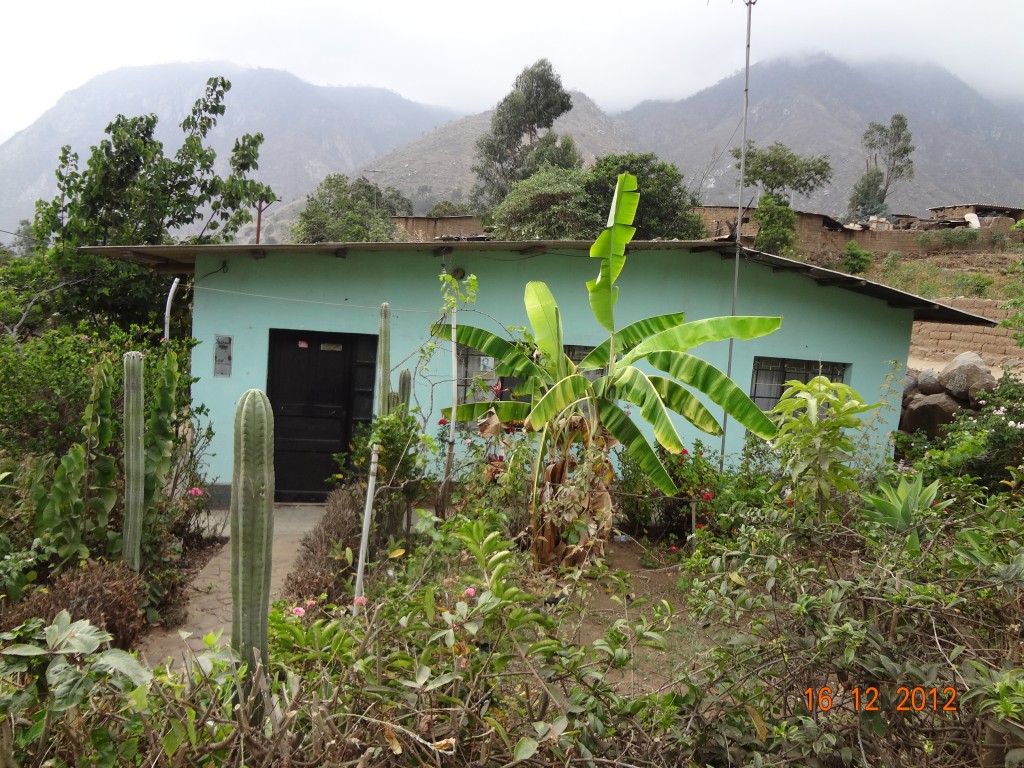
[866,257,1024,300]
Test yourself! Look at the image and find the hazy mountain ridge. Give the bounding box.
[620,56,1024,216]
[0,63,460,236]
[3,56,1024,241]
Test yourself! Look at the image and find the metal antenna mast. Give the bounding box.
[719,0,756,469]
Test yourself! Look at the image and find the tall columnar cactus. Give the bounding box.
[230,389,275,677]
[377,302,392,417]
[123,352,145,572]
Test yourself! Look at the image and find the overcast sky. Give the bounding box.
[3,0,1021,144]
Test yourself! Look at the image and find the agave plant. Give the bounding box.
[862,472,952,557]
[435,173,781,565]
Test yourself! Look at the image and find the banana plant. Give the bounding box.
[434,173,781,565]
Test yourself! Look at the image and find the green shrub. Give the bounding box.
[842,239,873,273]
[899,375,1024,490]
[882,249,902,269]
[752,193,797,254]
[0,560,145,649]
[951,271,993,297]
[283,484,361,603]
[917,228,981,249]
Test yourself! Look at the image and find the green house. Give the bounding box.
[88,241,991,502]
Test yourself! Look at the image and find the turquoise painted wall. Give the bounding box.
[191,246,913,486]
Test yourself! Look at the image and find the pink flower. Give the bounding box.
[438,418,449,426]
[702,492,713,501]
[305,599,316,607]
[187,487,203,497]
[291,606,305,617]
[464,587,476,598]
[668,545,679,553]
[353,595,369,607]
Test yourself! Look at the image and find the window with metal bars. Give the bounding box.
[456,344,601,409]
[749,356,848,411]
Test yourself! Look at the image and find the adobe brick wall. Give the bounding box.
[910,298,1024,370]
[696,206,1023,262]
[391,216,484,242]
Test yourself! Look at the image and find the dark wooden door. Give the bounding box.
[267,329,377,501]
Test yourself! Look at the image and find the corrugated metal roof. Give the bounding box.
[80,240,996,327]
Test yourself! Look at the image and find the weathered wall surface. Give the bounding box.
[911,298,1024,371]
[391,215,484,241]
[190,245,914,484]
[696,206,1023,262]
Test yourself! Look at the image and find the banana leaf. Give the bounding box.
[647,351,777,438]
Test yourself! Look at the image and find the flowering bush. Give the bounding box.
[898,375,1024,490]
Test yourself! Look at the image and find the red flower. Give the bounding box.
[438,418,449,426]
[785,499,794,507]
[697,524,706,529]
[681,448,689,455]
[702,492,713,501]
[668,545,679,552]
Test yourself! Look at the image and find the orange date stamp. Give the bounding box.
[804,686,959,713]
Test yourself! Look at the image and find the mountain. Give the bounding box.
[0,63,460,235]
[618,55,1024,216]
[352,90,638,211]
[246,89,638,242]
[5,56,1024,243]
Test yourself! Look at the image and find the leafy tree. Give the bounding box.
[25,76,275,331]
[517,132,583,180]
[471,59,575,211]
[731,141,832,199]
[752,193,797,255]
[6,220,38,258]
[425,200,473,217]
[846,166,889,222]
[491,166,599,240]
[862,113,914,203]
[292,174,412,244]
[584,152,705,240]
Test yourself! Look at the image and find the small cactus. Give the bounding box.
[123,352,144,572]
[377,303,392,417]
[397,368,412,413]
[230,389,275,678]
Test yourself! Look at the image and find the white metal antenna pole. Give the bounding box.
[719,0,755,470]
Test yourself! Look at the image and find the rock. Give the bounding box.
[938,352,995,401]
[902,374,919,406]
[917,369,944,396]
[901,392,963,438]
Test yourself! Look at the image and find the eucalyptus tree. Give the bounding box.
[471,59,577,211]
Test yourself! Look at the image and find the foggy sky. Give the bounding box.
[3,0,1021,144]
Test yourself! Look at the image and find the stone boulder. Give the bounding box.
[938,351,996,403]
[901,392,963,438]
[902,373,919,406]
[916,369,945,396]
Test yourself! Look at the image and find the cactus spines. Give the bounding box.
[123,352,145,572]
[397,368,412,413]
[377,303,392,417]
[230,389,275,677]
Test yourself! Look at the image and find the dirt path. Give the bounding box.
[138,504,324,667]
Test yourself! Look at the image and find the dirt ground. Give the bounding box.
[548,537,707,695]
